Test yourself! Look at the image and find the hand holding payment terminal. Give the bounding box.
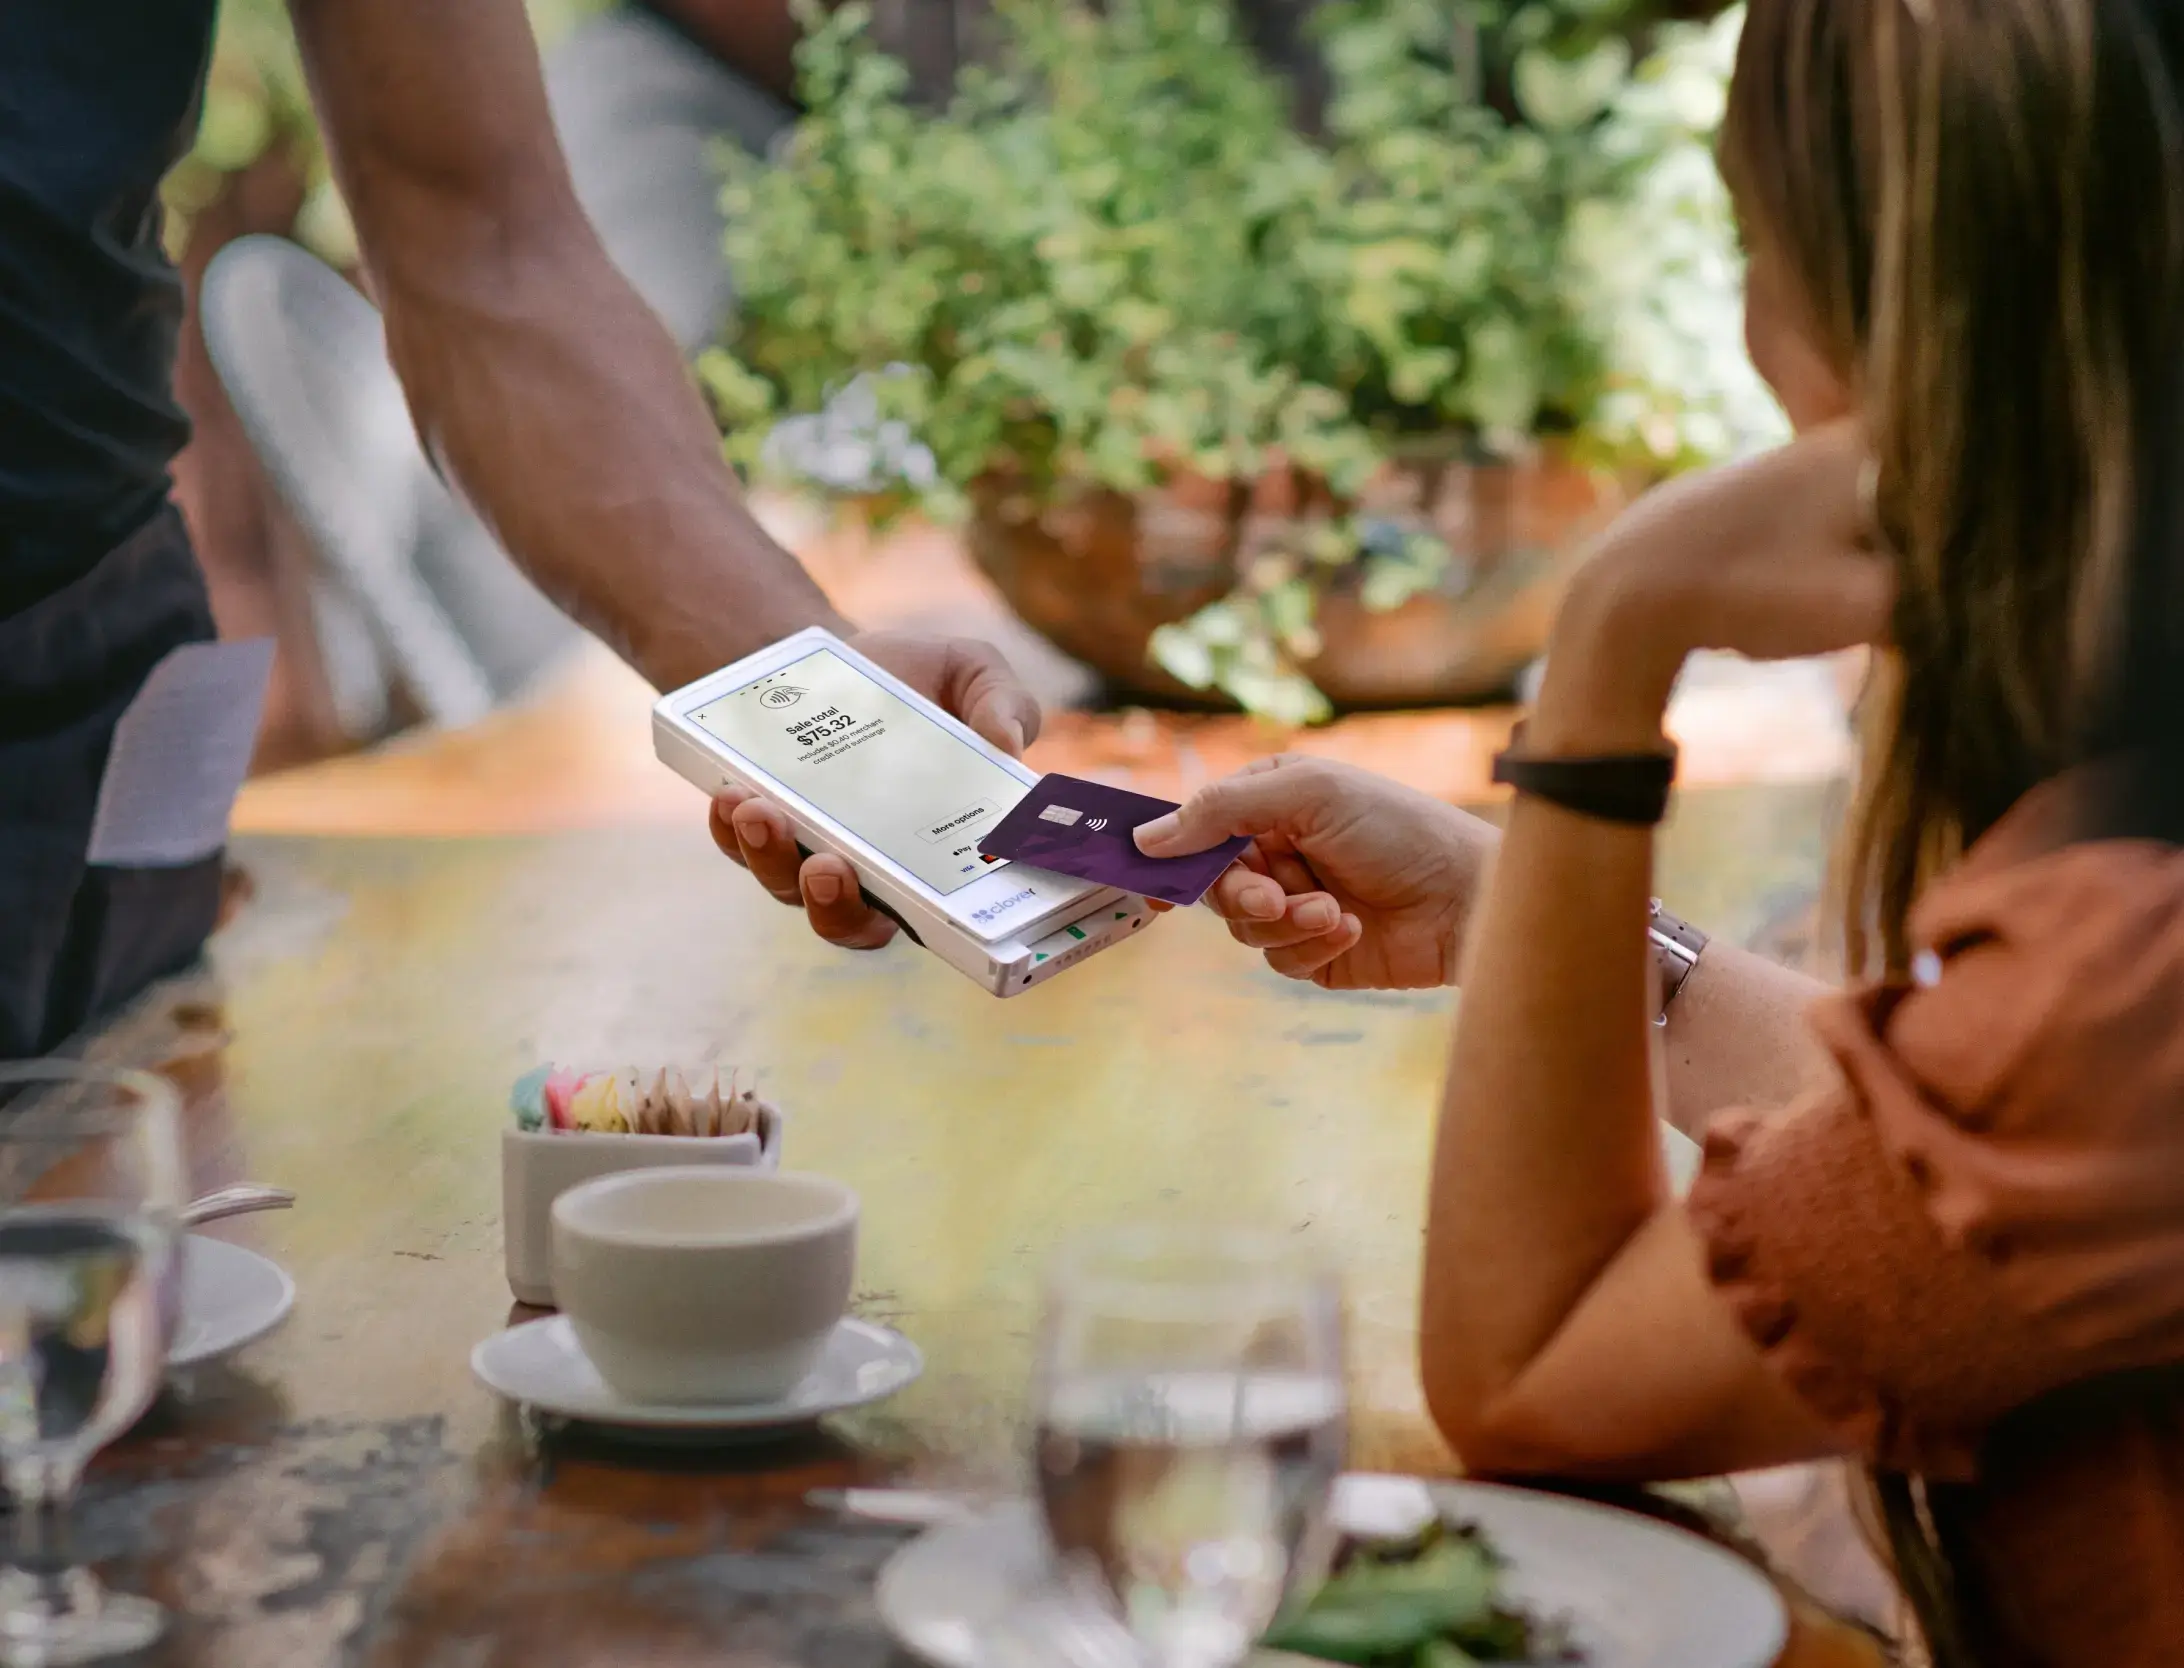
[652,629,1156,996]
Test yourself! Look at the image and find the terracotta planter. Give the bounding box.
[968,447,1631,710]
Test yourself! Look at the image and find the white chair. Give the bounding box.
[199,235,581,743]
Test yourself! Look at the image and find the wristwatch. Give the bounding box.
[1648,902,1708,1027]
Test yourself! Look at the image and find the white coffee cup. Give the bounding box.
[550,1167,858,1405]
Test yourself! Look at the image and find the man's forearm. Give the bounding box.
[380,232,845,691]
[292,0,841,694]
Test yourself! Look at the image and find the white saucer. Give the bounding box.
[172,1234,297,1371]
[878,1475,1786,1668]
[471,1314,924,1436]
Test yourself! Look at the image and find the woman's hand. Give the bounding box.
[1535,418,1894,752]
[1135,756,1497,989]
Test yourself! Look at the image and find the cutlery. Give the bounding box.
[805,1487,979,1526]
[183,1184,295,1227]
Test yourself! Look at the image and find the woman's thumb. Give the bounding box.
[1135,771,1296,856]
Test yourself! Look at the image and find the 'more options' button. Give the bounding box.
[916,799,1001,844]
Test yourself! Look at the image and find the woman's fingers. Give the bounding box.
[1226,893,1344,949]
[1268,915,1364,981]
[1207,864,1289,923]
[1261,845,1321,900]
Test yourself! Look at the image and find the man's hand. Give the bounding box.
[708,632,1043,949]
[1134,756,1496,989]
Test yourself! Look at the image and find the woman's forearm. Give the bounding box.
[1417,812,1829,1438]
[1423,788,1666,1448]
[1658,941,1831,1135]
[1418,424,1885,1462]
[1421,599,1694,1448]
[1451,819,1831,1137]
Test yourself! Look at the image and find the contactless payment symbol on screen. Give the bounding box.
[759,685,806,709]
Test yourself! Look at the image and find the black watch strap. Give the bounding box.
[1491,738,1677,826]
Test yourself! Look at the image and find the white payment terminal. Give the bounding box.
[653,628,1155,996]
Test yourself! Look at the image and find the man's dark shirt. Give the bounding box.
[0,5,226,1059]
[0,2,220,613]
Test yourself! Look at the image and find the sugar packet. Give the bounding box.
[508,1065,764,1138]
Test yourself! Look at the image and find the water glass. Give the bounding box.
[1029,1226,1346,1668]
[0,1062,186,1665]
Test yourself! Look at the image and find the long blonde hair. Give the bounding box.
[1718,0,2184,1658]
[1722,0,2184,976]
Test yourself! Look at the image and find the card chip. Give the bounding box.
[1038,805,1083,826]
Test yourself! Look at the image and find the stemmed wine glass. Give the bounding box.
[0,1062,186,1665]
[1020,1226,1347,1668]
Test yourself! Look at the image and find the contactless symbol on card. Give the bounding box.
[981,774,1249,907]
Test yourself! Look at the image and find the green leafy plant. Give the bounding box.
[160,0,336,262]
[702,0,1777,721]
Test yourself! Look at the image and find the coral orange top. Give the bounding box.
[1687,792,2184,1666]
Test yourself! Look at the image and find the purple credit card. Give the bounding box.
[979,774,1249,906]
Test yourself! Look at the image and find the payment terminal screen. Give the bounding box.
[687,648,1029,896]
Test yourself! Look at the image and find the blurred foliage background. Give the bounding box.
[162,0,1774,732]
[160,0,614,265]
[699,0,1774,719]
[707,0,1769,499]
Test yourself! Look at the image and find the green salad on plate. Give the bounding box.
[1266,1511,1580,1666]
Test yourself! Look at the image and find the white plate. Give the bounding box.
[877,1474,1786,1668]
[171,1235,297,1371]
[471,1314,923,1435]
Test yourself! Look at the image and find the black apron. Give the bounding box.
[0,507,225,1059]
[2,1,230,1057]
